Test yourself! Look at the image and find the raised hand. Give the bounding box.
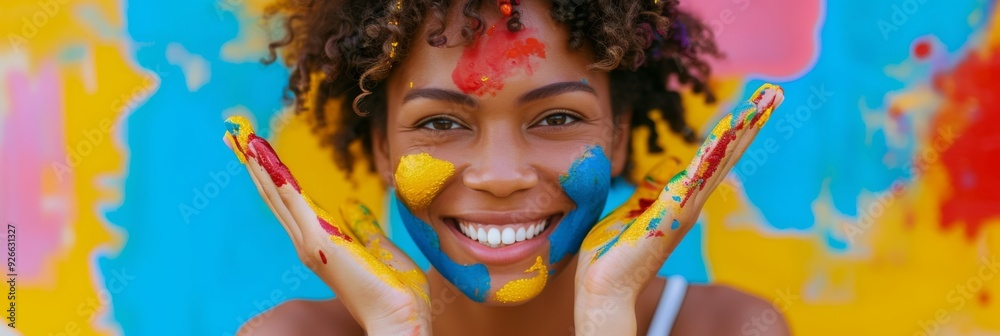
[224,116,430,335]
[574,84,785,335]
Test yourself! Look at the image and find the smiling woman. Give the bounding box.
[231,0,791,335]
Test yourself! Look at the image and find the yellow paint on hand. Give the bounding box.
[394,153,455,210]
[493,256,548,303]
[224,115,255,164]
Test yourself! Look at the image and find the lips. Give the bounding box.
[443,213,560,265]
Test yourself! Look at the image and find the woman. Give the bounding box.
[228,0,791,334]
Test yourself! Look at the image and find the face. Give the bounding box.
[372,1,630,305]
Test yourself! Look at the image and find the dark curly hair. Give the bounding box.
[262,0,720,179]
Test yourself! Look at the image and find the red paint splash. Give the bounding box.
[913,40,931,60]
[627,198,656,218]
[319,250,328,264]
[319,217,353,242]
[452,23,546,96]
[248,134,301,192]
[979,290,990,306]
[646,230,664,238]
[682,129,738,207]
[934,44,1000,240]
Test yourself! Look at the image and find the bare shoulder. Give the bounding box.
[236,298,363,336]
[673,284,791,336]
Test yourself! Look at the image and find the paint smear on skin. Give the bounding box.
[397,198,491,302]
[937,44,1000,239]
[548,146,612,265]
[583,84,782,260]
[395,153,455,210]
[493,256,548,303]
[224,116,430,302]
[452,23,546,96]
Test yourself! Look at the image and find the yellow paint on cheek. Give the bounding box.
[394,153,455,210]
[493,256,548,303]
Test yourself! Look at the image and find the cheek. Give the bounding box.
[394,153,455,210]
[547,145,613,264]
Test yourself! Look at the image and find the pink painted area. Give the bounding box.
[1,63,72,280]
[681,0,823,79]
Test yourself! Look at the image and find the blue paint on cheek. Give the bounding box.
[549,145,612,265]
[395,198,491,302]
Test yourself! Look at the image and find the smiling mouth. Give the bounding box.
[446,215,557,248]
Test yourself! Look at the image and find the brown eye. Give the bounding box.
[420,117,462,131]
[538,113,578,127]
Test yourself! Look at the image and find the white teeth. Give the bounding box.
[487,228,501,245]
[456,218,551,248]
[501,228,515,244]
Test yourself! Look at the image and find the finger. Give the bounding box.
[339,200,427,292]
[681,84,783,209]
[224,123,303,244]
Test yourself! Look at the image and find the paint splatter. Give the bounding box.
[936,44,1000,239]
[395,153,455,210]
[319,250,327,264]
[913,39,932,60]
[451,22,546,96]
[549,146,612,264]
[493,256,548,303]
[396,198,492,302]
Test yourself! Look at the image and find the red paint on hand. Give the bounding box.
[319,250,328,264]
[627,198,657,218]
[319,217,354,242]
[248,134,301,192]
[452,23,546,96]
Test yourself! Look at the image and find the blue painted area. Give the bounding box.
[395,199,491,302]
[549,146,612,264]
[102,1,332,335]
[738,0,988,235]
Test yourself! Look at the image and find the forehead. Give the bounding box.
[388,2,598,95]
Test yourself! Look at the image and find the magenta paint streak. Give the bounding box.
[247,134,301,192]
[452,24,546,96]
[319,217,353,242]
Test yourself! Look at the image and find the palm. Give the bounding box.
[224,116,431,334]
[575,84,784,319]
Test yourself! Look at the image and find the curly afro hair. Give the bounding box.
[262,0,720,178]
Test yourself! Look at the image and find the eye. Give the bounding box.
[536,112,579,127]
[419,117,464,131]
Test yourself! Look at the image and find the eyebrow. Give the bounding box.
[401,81,597,108]
[403,88,478,108]
[517,81,597,106]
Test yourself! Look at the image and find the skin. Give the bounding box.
[232,2,792,335]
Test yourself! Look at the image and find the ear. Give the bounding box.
[610,110,633,178]
[371,123,395,189]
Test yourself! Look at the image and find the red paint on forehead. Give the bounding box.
[452,23,546,96]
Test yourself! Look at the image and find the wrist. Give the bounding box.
[574,294,636,336]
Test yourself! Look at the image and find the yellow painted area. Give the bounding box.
[12,45,141,334]
[394,153,455,211]
[224,115,254,163]
[493,256,548,303]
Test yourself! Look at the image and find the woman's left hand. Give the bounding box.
[573,83,785,335]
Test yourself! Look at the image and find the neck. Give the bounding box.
[428,257,580,336]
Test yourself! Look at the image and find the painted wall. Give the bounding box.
[2,0,998,334]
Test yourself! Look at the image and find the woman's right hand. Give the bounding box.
[224,116,430,335]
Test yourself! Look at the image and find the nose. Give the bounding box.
[462,135,538,198]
